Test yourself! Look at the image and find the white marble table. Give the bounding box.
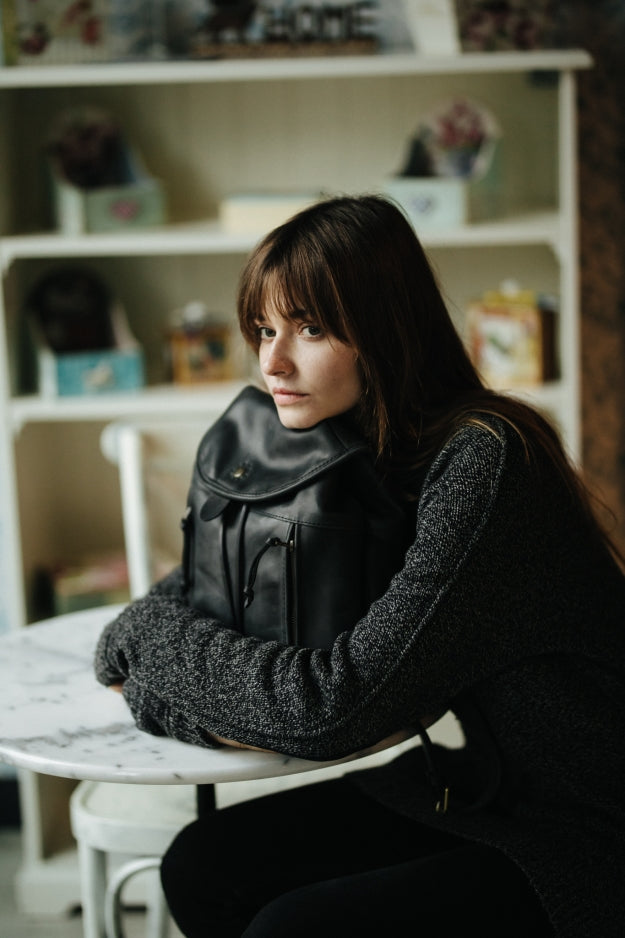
[0,604,369,785]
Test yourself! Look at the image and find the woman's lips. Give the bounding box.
[273,389,308,405]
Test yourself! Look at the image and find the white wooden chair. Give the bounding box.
[70,780,197,938]
[70,415,219,938]
[99,418,210,599]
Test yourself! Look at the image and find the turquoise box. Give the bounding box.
[42,348,145,397]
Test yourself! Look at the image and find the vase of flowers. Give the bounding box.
[421,97,499,179]
[384,97,500,230]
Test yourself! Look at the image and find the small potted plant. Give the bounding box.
[47,106,167,235]
[385,96,499,229]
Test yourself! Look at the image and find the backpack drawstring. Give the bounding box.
[243,537,293,608]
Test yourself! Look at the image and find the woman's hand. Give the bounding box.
[209,726,420,758]
[109,682,125,694]
[208,732,275,753]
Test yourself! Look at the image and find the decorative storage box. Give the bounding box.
[38,346,145,397]
[166,301,233,385]
[167,322,233,384]
[50,148,166,235]
[384,177,467,230]
[466,290,556,388]
[29,304,145,398]
[219,192,318,234]
[0,0,110,66]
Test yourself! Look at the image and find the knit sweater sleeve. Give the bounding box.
[94,422,524,759]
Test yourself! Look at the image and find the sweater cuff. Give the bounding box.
[94,619,129,686]
[122,677,222,750]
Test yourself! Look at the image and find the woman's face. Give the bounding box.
[256,300,362,429]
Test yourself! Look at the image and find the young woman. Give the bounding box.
[96,195,625,938]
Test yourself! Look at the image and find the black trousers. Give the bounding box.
[161,777,554,938]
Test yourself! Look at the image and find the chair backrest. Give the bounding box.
[101,417,219,598]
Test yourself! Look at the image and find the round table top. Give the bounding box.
[0,605,367,785]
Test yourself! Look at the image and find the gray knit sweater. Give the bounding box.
[95,416,625,938]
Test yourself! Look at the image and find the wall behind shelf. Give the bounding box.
[0,93,13,235]
[8,253,253,393]
[14,422,126,621]
[5,71,559,237]
[429,243,560,331]
[7,240,562,404]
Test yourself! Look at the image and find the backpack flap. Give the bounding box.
[194,384,369,502]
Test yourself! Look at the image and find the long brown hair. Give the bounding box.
[237,194,622,564]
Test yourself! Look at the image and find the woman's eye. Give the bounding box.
[257,325,275,339]
[301,323,323,338]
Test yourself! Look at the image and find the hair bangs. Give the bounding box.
[238,226,352,350]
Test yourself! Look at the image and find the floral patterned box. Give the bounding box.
[50,149,166,235]
[384,176,467,230]
[2,0,110,65]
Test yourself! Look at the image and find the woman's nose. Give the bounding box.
[261,339,294,376]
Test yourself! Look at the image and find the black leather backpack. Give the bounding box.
[181,385,411,649]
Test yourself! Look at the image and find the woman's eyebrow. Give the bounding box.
[254,305,313,323]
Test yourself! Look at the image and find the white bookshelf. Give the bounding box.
[0,48,590,913]
[0,209,564,269]
[0,49,592,87]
